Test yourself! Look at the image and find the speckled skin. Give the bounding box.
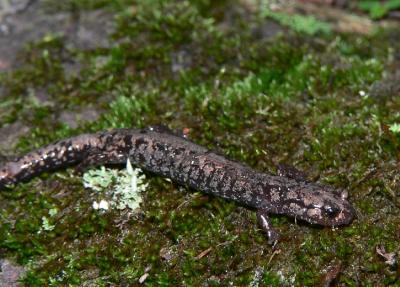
[0,127,355,243]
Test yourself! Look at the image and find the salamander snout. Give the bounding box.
[320,200,355,226]
[294,186,356,227]
[301,199,355,227]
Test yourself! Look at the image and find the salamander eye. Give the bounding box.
[323,205,340,218]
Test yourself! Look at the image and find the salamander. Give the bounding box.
[0,126,355,243]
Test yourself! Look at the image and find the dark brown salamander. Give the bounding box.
[0,126,355,243]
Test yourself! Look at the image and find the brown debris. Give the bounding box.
[321,262,342,287]
[195,247,213,260]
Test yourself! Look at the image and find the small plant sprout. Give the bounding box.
[83,159,148,212]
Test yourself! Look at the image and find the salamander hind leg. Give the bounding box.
[257,209,280,245]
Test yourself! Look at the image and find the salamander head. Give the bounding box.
[300,191,355,226]
[274,182,355,227]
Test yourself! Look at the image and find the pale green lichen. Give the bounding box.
[112,158,148,210]
[389,123,400,133]
[83,166,119,192]
[92,199,109,211]
[82,159,148,212]
[48,208,58,217]
[39,208,57,232]
[40,217,55,232]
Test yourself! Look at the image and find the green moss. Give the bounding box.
[358,0,400,19]
[262,9,331,36]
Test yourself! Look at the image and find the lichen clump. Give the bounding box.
[83,159,147,211]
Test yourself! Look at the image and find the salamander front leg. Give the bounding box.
[257,209,279,245]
